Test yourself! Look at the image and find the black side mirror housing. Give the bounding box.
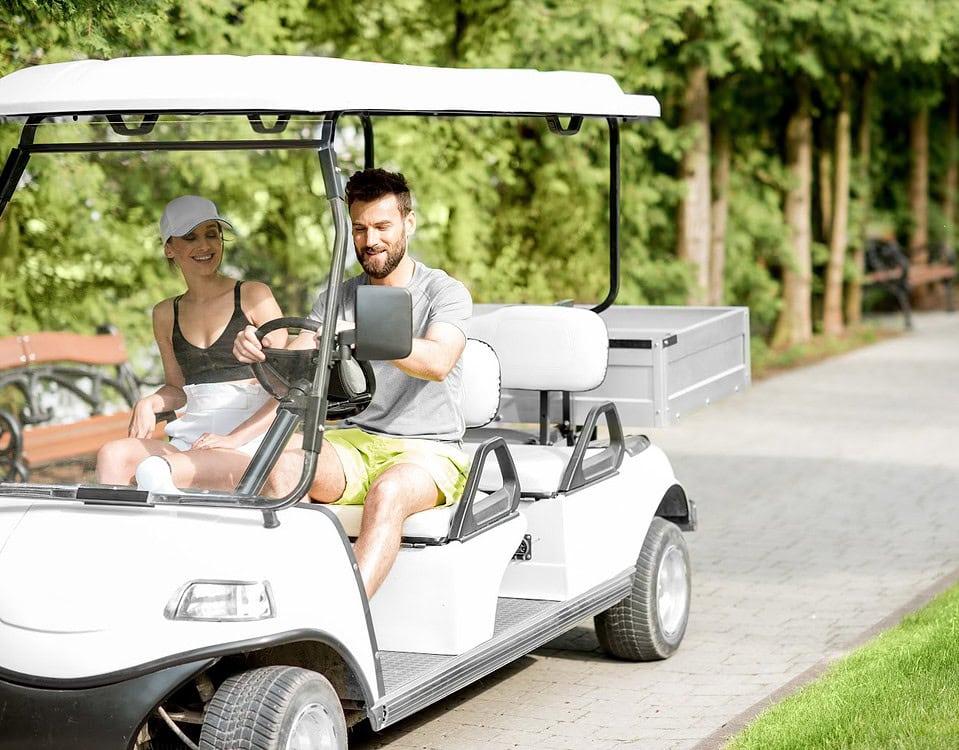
[353,285,413,360]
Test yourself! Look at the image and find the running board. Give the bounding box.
[369,569,633,730]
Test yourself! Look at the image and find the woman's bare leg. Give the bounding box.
[95,437,181,484]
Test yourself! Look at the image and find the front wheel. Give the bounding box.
[594,517,690,661]
[199,665,347,750]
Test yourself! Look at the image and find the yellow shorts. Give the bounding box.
[323,428,470,506]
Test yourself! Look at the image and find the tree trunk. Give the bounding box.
[845,73,873,326]
[676,62,711,305]
[942,80,958,249]
[908,104,929,256]
[773,78,814,349]
[818,139,833,241]
[822,74,852,336]
[709,120,731,306]
[908,102,931,307]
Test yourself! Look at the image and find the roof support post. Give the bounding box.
[593,118,621,313]
[0,117,40,219]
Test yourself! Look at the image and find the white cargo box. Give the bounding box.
[472,304,751,428]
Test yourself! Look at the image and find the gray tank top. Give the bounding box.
[172,282,254,385]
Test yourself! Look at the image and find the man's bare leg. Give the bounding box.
[251,433,346,500]
[352,463,438,598]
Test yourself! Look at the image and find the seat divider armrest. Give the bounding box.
[558,401,625,493]
[448,436,520,543]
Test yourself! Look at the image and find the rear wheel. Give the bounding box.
[595,517,690,660]
[199,665,347,750]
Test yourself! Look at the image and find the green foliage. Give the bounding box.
[2,0,959,360]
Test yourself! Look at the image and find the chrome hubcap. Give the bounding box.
[286,702,337,750]
[657,544,689,639]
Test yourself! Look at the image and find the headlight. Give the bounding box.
[166,580,275,621]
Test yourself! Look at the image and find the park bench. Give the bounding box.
[863,239,956,328]
[0,327,165,482]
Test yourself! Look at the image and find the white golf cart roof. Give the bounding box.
[0,54,660,120]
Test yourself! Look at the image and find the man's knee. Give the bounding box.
[262,450,304,497]
[365,466,438,521]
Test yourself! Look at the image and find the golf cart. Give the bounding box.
[0,56,750,749]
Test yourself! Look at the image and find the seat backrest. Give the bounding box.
[464,305,608,393]
[461,338,501,428]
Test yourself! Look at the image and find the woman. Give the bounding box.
[96,195,285,491]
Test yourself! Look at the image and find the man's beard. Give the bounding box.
[357,234,407,280]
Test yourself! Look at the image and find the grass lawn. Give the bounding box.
[726,582,959,749]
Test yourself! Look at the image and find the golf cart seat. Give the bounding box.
[324,338,524,655]
[324,337,509,543]
[464,304,625,497]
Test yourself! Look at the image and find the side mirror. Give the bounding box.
[353,285,413,360]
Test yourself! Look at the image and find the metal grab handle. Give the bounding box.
[558,401,625,493]
[448,436,520,542]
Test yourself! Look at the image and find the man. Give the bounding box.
[233,168,472,598]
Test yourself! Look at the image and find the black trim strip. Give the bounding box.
[0,658,212,750]
[24,138,329,153]
[609,338,652,349]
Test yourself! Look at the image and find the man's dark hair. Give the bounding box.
[345,168,413,216]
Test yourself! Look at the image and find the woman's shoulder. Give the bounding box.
[238,279,276,303]
[238,279,282,326]
[152,296,176,321]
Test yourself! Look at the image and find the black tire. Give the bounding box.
[594,517,690,661]
[199,666,347,750]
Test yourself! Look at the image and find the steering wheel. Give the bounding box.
[252,317,376,420]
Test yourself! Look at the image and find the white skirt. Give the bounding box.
[164,382,273,456]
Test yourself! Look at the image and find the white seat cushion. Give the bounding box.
[464,306,608,392]
[461,338,500,428]
[464,442,607,497]
[324,502,457,540]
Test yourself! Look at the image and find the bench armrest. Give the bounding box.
[864,239,910,276]
[0,408,27,482]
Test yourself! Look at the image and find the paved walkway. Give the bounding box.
[352,311,959,749]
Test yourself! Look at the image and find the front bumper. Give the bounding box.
[0,659,212,750]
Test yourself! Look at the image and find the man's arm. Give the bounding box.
[389,321,466,382]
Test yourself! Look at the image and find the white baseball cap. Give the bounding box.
[159,195,232,242]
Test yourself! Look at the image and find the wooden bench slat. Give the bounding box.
[0,336,29,370]
[908,265,956,284]
[22,412,133,465]
[19,331,130,367]
[22,411,166,465]
[863,268,905,284]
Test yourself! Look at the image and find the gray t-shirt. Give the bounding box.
[309,260,472,441]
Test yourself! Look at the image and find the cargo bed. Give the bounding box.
[473,304,751,428]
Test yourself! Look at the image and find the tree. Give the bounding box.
[773,76,814,348]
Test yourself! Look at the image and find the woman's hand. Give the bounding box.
[191,432,240,451]
[233,324,266,363]
[129,400,158,439]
